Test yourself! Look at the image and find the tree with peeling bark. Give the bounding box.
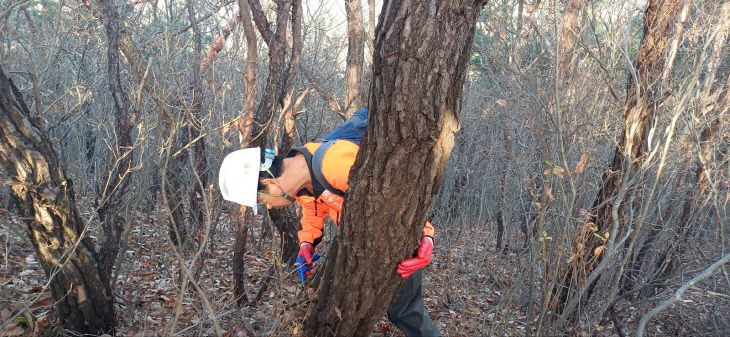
[555,0,688,326]
[0,66,116,334]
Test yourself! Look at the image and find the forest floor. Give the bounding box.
[1,203,728,336]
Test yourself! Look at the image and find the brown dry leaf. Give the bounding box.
[594,245,605,258]
[33,316,52,336]
[495,99,508,107]
[574,153,590,174]
[24,285,44,294]
[546,188,555,202]
[3,326,26,336]
[29,297,53,309]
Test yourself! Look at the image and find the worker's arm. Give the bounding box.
[297,196,329,246]
[397,221,436,278]
[296,197,329,282]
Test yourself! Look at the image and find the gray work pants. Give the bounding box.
[387,269,442,337]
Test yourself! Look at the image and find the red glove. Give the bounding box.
[298,242,315,265]
[397,237,433,278]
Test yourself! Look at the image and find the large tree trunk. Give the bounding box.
[0,67,116,334]
[556,0,686,322]
[304,1,487,335]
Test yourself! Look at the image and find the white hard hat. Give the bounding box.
[218,147,262,214]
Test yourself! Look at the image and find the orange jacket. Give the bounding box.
[289,140,435,244]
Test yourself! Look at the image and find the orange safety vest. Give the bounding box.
[288,140,435,245]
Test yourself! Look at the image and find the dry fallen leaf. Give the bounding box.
[594,246,605,257]
[574,153,590,174]
[2,326,26,336]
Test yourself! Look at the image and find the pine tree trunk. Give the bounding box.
[0,66,116,334]
[304,1,487,335]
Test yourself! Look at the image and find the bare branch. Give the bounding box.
[636,252,730,337]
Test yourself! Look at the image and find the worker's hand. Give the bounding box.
[397,236,434,278]
[297,243,318,283]
[298,242,315,265]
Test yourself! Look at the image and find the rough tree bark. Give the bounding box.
[97,0,136,286]
[556,0,686,321]
[344,0,364,117]
[304,1,488,335]
[0,66,116,334]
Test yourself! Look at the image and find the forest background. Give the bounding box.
[0,0,729,336]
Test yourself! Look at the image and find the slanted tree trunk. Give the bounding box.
[232,0,258,307]
[96,0,135,286]
[233,0,302,302]
[248,0,303,250]
[278,0,303,155]
[0,66,115,334]
[344,0,364,117]
[556,0,685,321]
[304,1,488,335]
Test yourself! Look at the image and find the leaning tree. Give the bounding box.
[304,0,489,335]
[0,66,115,334]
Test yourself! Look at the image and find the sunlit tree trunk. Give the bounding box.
[304,1,487,335]
[0,66,116,334]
